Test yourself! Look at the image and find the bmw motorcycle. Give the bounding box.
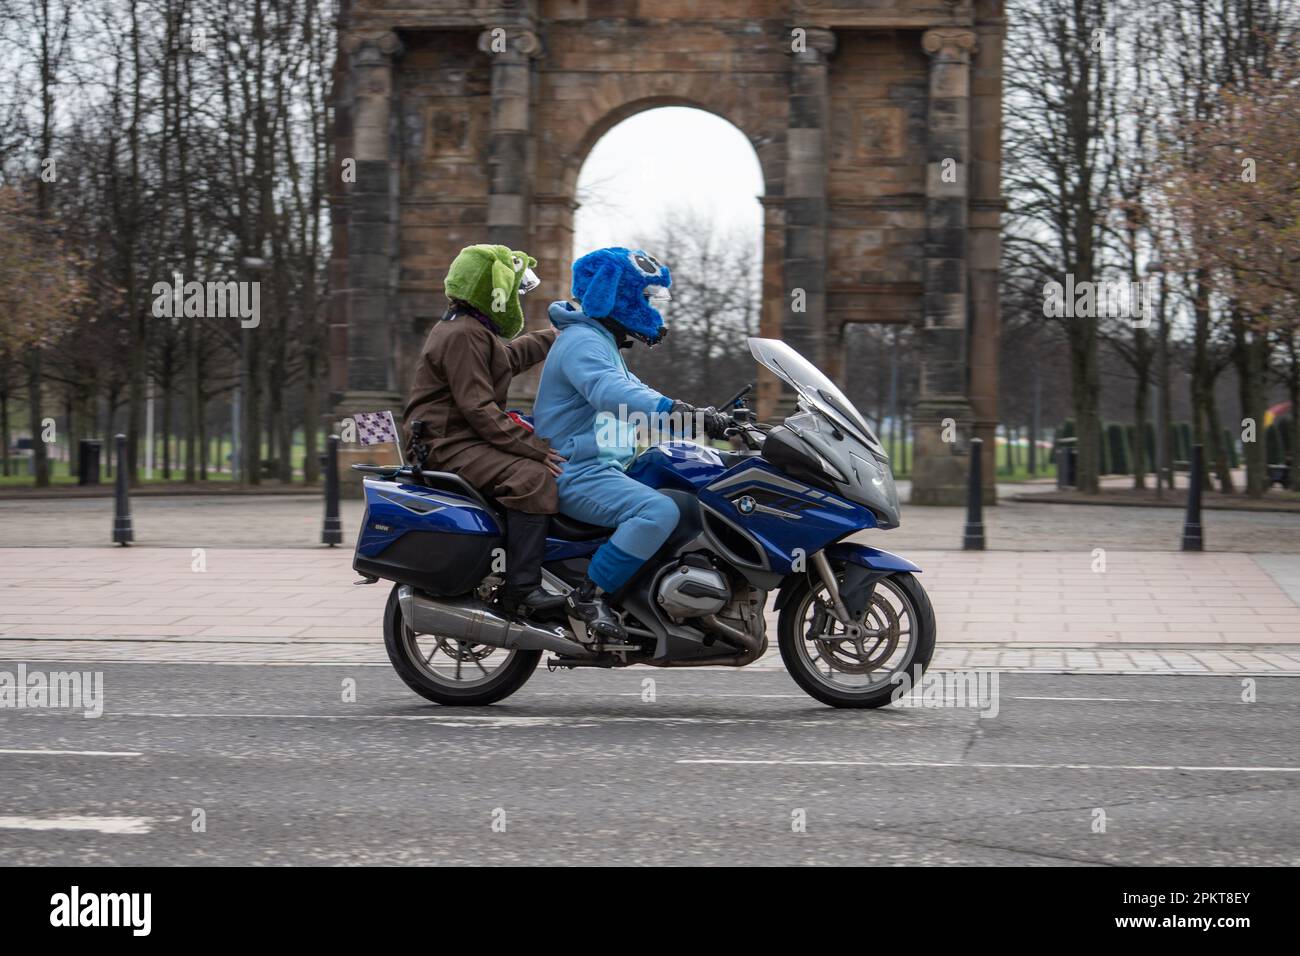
[352,338,934,709]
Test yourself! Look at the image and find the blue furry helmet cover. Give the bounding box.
[570,247,672,345]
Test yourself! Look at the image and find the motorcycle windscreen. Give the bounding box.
[747,337,885,456]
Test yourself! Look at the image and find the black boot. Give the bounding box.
[565,575,627,642]
[500,511,565,619]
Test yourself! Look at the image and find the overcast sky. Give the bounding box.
[572,107,765,257]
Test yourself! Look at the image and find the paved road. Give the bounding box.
[1,663,1296,865]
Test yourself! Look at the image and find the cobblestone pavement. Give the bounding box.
[1,547,1296,674]
[3,492,1298,552]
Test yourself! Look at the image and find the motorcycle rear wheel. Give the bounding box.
[382,584,542,706]
[778,570,935,709]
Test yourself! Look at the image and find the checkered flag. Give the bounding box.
[353,410,405,465]
[355,410,400,446]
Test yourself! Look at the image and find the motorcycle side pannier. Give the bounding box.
[352,478,502,597]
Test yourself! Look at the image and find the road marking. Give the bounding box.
[69,711,910,728]
[678,758,1300,773]
[1011,696,1168,703]
[0,748,142,757]
[0,815,153,834]
[534,692,807,699]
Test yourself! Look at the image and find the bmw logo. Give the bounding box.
[735,495,756,515]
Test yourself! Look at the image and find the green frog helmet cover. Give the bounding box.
[571,247,672,345]
[443,243,538,338]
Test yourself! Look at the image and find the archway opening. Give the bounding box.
[572,106,765,405]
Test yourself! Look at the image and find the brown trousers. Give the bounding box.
[434,442,558,515]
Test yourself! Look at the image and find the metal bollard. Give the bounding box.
[963,437,985,551]
[1181,443,1204,552]
[112,433,133,546]
[322,434,342,547]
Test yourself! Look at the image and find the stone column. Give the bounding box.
[782,27,835,375]
[910,27,977,506]
[757,195,786,422]
[335,30,404,485]
[969,7,1007,502]
[480,27,544,408]
[480,27,540,253]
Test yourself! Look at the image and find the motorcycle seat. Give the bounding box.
[548,513,613,542]
[414,470,500,515]
[415,469,611,541]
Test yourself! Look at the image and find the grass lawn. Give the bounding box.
[1,430,326,488]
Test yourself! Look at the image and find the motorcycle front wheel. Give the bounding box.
[778,570,935,709]
[382,584,542,706]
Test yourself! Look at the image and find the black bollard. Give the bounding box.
[1181,443,1204,552]
[112,433,133,546]
[322,434,342,547]
[963,437,986,551]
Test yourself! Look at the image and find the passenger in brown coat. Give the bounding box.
[404,311,560,512]
[402,244,565,618]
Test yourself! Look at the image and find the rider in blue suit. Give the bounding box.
[534,247,724,641]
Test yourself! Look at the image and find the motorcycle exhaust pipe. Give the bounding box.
[397,586,595,659]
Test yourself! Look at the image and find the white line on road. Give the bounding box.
[0,748,142,757]
[0,815,153,834]
[678,758,1300,773]
[95,711,908,727]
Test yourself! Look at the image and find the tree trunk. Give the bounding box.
[1070,326,1102,494]
[1,388,10,476]
[1190,269,1212,488]
[161,373,173,480]
[1132,365,1148,490]
[1204,373,1233,494]
[65,390,77,477]
[198,387,208,480]
[302,346,321,485]
[26,348,50,487]
[1231,310,1268,498]
[125,0,145,486]
[1287,331,1300,493]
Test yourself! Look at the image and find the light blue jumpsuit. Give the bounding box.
[533,301,679,592]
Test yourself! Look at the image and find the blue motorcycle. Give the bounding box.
[352,338,934,708]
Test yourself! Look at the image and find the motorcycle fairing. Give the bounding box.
[698,458,877,574]
[625,440,728,492]
[825,542,922,574]
[771,543,924,613]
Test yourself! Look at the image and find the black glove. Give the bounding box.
[698,406,731,440]
[669,401,729,440]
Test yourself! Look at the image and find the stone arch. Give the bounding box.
[529,79,786,351]
[563,94,782,200]
[329,2,1006,504]
[535,95,776,367]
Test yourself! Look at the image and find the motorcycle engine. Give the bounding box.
[655,557,731,622]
